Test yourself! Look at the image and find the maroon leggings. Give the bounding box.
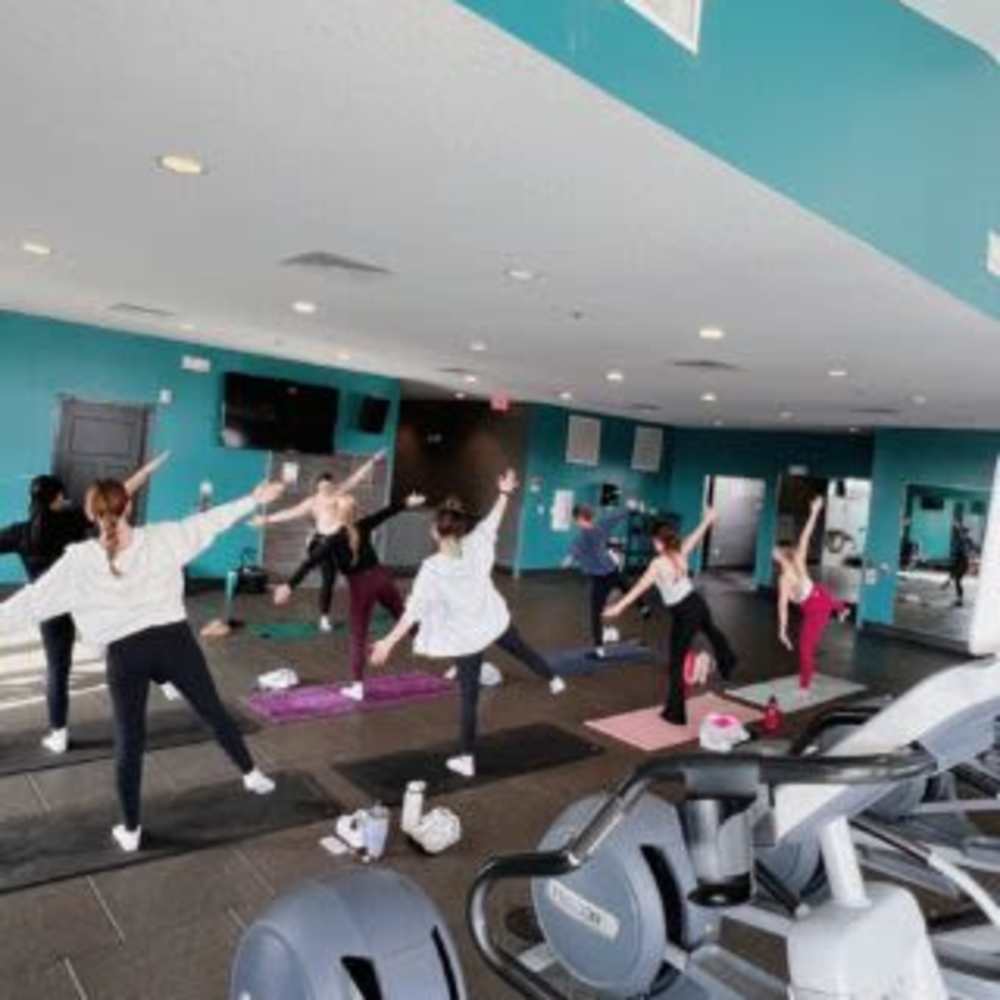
[798,584,847,689]
[348,565,405,681]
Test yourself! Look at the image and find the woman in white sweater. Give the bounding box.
[0,477,283,852]
[371,470,564,778]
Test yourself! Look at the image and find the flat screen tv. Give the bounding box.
[221,372,338,454]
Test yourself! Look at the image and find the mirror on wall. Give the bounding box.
[777,475,871,605]
[893,483,989,646]
[700,475,767,590]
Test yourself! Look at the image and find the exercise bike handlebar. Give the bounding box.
[467,746,936,1000]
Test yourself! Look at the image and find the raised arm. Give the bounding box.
[680,507,718,559]
[334,450,386,496]
[604,558,661,618]
[123,451,170,498]
[796,497,823,567]
[0,551,77,634]
[470,469,517,546]
[251,495,314,527]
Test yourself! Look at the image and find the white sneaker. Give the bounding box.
[160,682,181,701]
[342,682,364,701]
[41,729,68,754]
[446,754,475,778]
[243,768,276,795]
[443,665,457,682]
[549,677,566,695]
[112,824,142,853]
[319,616,333,633]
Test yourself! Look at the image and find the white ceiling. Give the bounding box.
[0,0,997,432]
[900,0,999,61]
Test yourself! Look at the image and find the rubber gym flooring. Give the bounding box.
[0,573,968,999]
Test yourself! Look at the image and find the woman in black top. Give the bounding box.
[275,491,424,700]
[0,455,167,752]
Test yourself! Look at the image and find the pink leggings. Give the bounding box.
[798,585,847,689]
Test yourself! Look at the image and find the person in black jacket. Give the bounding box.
[274,491,425,700]
[0,453,167,752]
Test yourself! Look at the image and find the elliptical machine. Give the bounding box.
[231,659,1000,999]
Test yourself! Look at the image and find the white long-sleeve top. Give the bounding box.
[403,496,511,658]
[0,496,256,647]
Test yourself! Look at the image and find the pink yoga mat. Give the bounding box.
[585,693,763,752]
[245,672,453,724]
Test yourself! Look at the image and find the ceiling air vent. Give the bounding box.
[852,407,901,416]
[281,251,389,276]
[621,0,703,54]
[108,302,176,319]
[437,366,473,376]
[672,359,743,373]
[629,403,661,413]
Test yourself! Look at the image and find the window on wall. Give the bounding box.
[566,415,601,466]
[632,426,663,472]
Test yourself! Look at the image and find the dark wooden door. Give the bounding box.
[53,399,151,520]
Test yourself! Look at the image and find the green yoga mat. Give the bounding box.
[249,611,394,642]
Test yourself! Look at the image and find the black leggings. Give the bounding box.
[664,592,736,725]
[454,625,554,754]
[106,621,254,830]
[306,534,338,616]
[39,614,75,730]
[950,557,969,602]
[589,571,629,647]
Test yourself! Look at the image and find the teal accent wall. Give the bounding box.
[906,485,990,561]
[0,311,399,583]
[457,0,999,321]
[515,405,672,571]
[667,429,874,586]
[862,430,1000,624]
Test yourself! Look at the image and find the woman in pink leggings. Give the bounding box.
[774,496,850,690]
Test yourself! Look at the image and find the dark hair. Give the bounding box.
[435,497,470,540]
[28,475,65,549]
[315,473,334,486]
[572,504,593,522]
[652,523,682,552]
[86,480,130,576]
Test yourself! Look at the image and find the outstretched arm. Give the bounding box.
[123,451,170,497]
[0,552,77,634]
[777,579,793,650]
[796,497,823,567]
[251,496,313,527]
[334,450,386,496]
[0,522,23,556]
[604,558,660,618]
[359,492,425,532]
[680,508,718,559]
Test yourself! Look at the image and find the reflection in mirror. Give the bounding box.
[894,483,988,646]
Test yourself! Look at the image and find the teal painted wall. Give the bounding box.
[667,429,874,586]
[515,405,672,571]
[906,485,989,561]
[458,0,999,321]
[0,311,399,583]
[862,430,1000,623]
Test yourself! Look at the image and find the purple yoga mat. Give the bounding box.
[245,672,454,724]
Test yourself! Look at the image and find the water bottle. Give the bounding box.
[763,696,783,735]
[363,803,390,860]
[401,780,427,835]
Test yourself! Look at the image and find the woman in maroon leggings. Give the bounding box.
[274,491,425,700]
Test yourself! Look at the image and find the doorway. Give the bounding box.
[701,475,766,591]
[53,398,152,520]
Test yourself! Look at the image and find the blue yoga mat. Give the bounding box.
[547,639,655,676]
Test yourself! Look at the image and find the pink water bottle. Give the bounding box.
[763,696,783,735]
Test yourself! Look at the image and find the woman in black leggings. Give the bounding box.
[0,455,166,753]
[0,475,280,852]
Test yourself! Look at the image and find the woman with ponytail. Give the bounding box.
[371,470,564,779]
[0,454,168,753]
[0,475,282,853]
[274,490,425,701]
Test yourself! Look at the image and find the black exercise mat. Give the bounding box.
[547,638,655,676]
[335,723,605,805]
[0,705,259,778]
[0,771,339,894]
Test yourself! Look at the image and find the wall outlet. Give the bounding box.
[158,388,173,405]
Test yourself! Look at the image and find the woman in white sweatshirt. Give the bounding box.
[0,477,282,852]
[371,469,564,778]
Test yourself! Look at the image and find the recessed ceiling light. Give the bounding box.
[469,340,487,353]
[911,394,927,405]
[558,390,573,401]
[780,410,794,420]
[849,426,861,434]
[179,322,195,332]
[463,374,478,384]
[828,368,849,378]
[700,391,718,403]
[505,267,537,282]
[22,241,53,256]
[605,369,624,383]
[156,153,206,176]
[699,327,725,341]
[454,392,467,400]
[292,300,317,315]
[713,419,724,427]
[336,351,352,362]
